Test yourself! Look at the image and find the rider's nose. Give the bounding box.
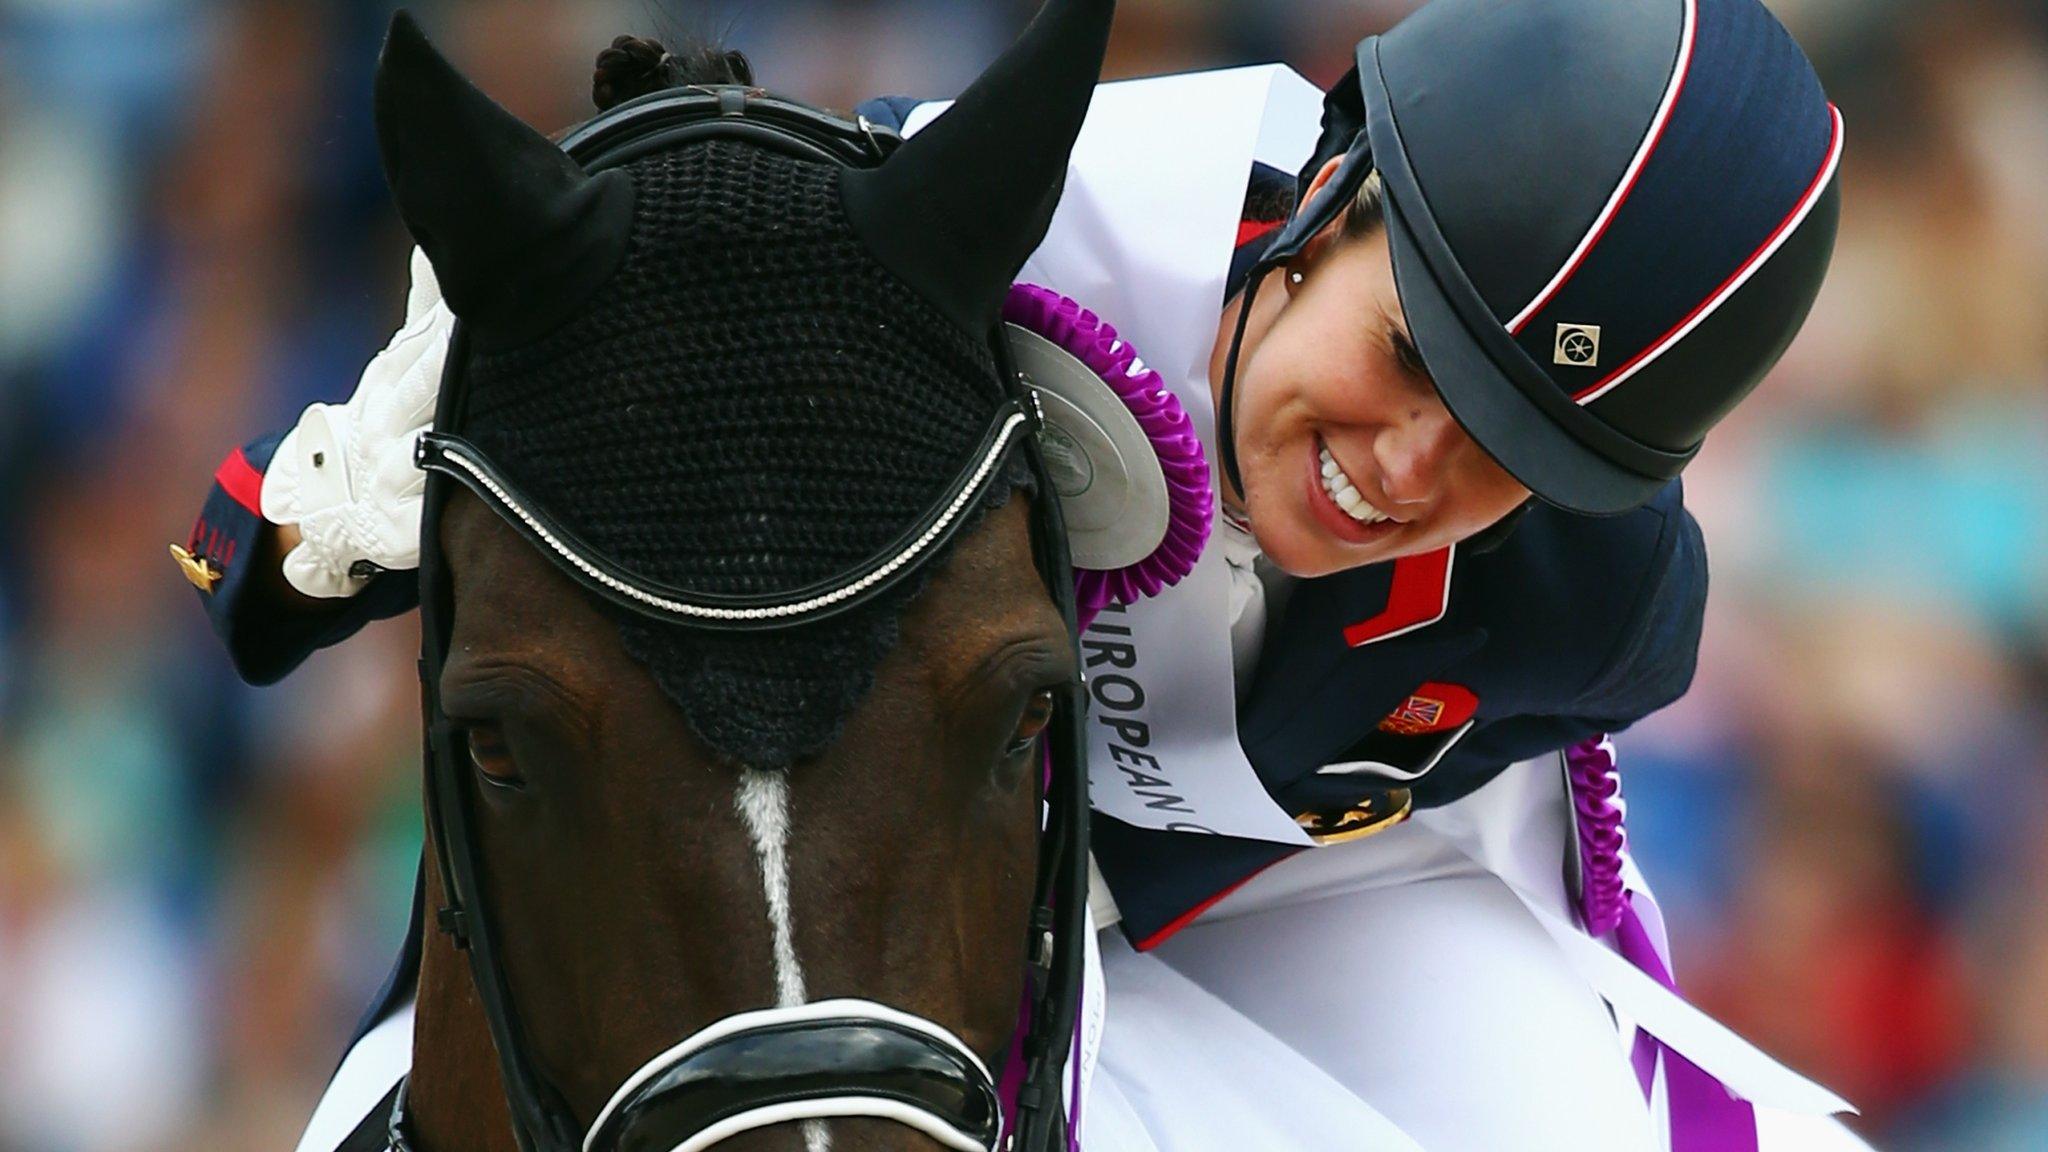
[1376,403,1457,508]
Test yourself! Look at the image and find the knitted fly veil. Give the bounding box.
[374,4,1113,768]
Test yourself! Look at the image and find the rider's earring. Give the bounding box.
[1289,270,1305,285]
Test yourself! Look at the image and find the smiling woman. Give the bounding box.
[1214,172,1534,577]
[1009,0,1856,1145]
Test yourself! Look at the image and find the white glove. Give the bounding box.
[262,247,451,598]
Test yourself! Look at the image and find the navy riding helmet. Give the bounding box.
[1229,0,1844,515]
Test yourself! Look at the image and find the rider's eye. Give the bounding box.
[1006,689,1057,757]
[465,724,522,786]
[1389,324,1431,382]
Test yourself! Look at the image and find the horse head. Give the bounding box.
[369,3,1113,1149]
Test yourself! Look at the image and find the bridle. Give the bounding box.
[399,85,1091,1152]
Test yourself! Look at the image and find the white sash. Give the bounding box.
[910,66,1329,844]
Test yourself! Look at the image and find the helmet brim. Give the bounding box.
[1381,192,1669,517]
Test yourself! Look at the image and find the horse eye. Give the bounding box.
[465,724,522,786]
[1006,689,1057,757]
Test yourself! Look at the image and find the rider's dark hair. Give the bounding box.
[592,35,754,113]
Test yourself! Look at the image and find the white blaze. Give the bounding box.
[733,769,831,1151]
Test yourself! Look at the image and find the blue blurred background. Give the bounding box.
[0,1,2042,1149]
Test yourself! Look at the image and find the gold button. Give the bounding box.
[1296,789,1414,846]
[170,544,224,594]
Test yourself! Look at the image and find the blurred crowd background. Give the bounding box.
[0,0,2042,1149]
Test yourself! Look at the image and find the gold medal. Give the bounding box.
[1295,788,1414,846]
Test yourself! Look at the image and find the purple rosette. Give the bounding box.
[1566,734,1629,936]
[1567,735,1774,1148]
[1003,284,1214,629]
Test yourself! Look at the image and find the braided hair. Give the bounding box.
[592,35,753,112]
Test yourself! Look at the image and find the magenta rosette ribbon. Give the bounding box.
[1566,735,1630,936]
[1567,735,1763,1152]
[1002,284,1213,630]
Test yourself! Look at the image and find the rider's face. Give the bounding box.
[1225,164,1530,579]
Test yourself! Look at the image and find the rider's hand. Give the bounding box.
[261,247,449,598]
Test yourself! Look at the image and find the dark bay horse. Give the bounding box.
[410,495,1070,1152]
[357,1,1116,1149]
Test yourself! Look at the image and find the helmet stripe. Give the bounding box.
[1508,0,1697,335]
[1572,103,1844,405]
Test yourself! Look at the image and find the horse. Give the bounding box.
[354,2,1117,1149]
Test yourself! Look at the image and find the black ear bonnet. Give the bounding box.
[376,3,1110,767]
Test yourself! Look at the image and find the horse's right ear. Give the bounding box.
[374,10,634,346]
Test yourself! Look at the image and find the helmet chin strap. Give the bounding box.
[1217,132,1378,514]
[1213,263,1264,514]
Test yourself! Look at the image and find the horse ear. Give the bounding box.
[841,0,1113,334]
[374,10,634,345]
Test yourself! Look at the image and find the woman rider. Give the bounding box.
[180,0,1866,1148]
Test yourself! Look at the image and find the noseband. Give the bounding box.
[402,88,1091,1152]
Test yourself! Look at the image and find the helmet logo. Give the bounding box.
[1554,324,1601,368]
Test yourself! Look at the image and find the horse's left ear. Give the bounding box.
[373,9,634,347]
[841,0,1114,334]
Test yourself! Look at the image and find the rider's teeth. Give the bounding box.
[1321,443,1393,526]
